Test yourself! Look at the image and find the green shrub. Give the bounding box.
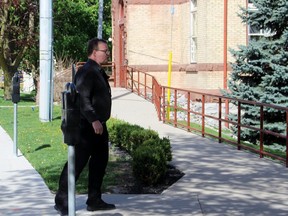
[108,118,173,186]
[107,118,122,146]
[115,123,134,149]
[132,145,167,185]
[142,137,172,162]
[108,120,141,150]
[129,129,159,153]
[160,137,172,162]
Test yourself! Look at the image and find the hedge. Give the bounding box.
[107,118,172,185]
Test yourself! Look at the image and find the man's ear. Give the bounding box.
[93,49,97,58]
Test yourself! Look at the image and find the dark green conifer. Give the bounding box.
[224,0,288,145]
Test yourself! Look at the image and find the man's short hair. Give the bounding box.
[87,38,107,56]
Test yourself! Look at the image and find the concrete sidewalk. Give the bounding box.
[0,87,288,216]
[0,126,55,215]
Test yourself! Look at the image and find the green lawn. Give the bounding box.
[0,89,130,194]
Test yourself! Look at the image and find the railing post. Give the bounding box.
[154,79,161,121]
[225,99,229,128]
[260,106,264,158]
[144,73,147,99]
[163,87,166,122]
[286,110,288,167]
[151,77,155,103]
[237,101,241,150]
[137,71,140,96]
[113,62,116,87]
[219,98,222,143]
[122,63,127,88]
[187,92,191,132]
[159,85,162,121]
[131,68,134,92]
[202,95,205,137]
[174,89,177,127]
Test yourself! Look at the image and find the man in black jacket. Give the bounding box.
[54,38,115,215]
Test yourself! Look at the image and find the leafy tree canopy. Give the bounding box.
[53,0,112,62]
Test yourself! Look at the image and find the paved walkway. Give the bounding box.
[1,87,288,216]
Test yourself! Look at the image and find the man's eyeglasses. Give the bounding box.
[97,49,110,55]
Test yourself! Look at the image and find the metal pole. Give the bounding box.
[68,145,76,216]
[167,1,174,120]
[223,0,228,89]
[39,0,53,122]
[97,0,103,39]
[224,0,229,128]
[13,103,18,156]
[167,51,172,120]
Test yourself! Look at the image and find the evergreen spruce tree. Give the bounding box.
[225,0,288,146]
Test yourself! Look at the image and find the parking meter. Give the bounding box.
[12,72,20,103]
[11,72,20,156]
[61,82,80,216]
[61,82,80,145]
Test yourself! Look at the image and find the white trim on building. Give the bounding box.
[190,0,197,63]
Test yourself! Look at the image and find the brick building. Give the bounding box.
[111,0,248,93]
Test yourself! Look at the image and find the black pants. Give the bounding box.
[55,124,109,207]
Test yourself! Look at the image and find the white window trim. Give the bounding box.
[190,0,197,63]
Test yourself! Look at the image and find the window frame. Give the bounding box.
[247,1,274,42]
[190,0,197,63]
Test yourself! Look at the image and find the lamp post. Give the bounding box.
[39,0,53,122]
[224,0,229,128]
[98,0,103,39]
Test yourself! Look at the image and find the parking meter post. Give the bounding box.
[12,72,20,156]
[13,103,18,156]
[65,91,76,216]
[62,82,79,216]
[68,145,75,216]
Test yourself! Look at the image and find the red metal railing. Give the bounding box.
[76,62,116,87]
[125,66,288,167]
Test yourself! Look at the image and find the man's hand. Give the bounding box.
[92,120,103,135]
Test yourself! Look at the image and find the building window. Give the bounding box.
[248,0,254,8]
[248,24,274,42]
[247,1,274,42]
[190,0,197,63]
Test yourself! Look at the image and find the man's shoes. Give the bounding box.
[54,204,68,216]
[87,199,116,211]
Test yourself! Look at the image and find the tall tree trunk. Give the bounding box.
[3,66,17,100]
